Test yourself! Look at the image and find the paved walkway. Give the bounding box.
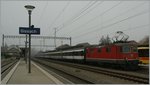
[2,59,63,84]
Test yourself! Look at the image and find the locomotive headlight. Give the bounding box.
[136,56,139,60]
[130,54,134,58]
[125,57,128,61]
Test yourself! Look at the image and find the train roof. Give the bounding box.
[114,43,138,46]
[137,44,149,49]
[44,41,138,53]
[138,47,149,50]
[45,48,84,55]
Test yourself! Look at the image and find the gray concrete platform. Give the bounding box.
[2,59,63,84]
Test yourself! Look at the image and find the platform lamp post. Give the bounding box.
[24,5,35,73]
[24,41,28,64]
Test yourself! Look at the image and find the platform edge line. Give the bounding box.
[31,61,63,84]
[1,59,20,84]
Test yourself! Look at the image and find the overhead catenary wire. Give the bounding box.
[73,10,149,39]
[56,1,98,32]
[56,1,95,32]
[62,1,93,24]
[73,11,149,40]
[57,1,104,32]
[100,24,150,38]
[73,24,150,44]
[58,1,104,34]
[63,2,146,36]
[37,1,48,26]
[60,1,123,36]
[48,1,70,30]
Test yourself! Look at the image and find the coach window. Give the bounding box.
[138,48,149,57]
[74,52,78,56]
[106,47,111,52]
[81,51,84,56]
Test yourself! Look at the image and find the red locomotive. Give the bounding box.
[85,42,139,69]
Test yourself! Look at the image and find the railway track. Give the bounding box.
[47,60,148,84]
[1,59,19,80]
[33,58,94,84]
[33,58,149,84]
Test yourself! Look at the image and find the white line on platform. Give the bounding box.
[32,61,63,84]
[45,69,74,84]
[1,60,20,84]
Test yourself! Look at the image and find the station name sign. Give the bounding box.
[19,27,40,34]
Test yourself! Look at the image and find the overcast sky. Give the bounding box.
[0,0,150,50]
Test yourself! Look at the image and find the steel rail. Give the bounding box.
[1,60,19,79]
[33,58,94,84]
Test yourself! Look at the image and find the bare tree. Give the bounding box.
[139,36,149,45]
[99,35,112,45]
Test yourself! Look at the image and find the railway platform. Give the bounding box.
[1,58,63,84]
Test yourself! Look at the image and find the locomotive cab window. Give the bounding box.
[122,46,130,53]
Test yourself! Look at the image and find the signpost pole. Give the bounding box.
[25,35,27,64]
[28,10,31,73]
